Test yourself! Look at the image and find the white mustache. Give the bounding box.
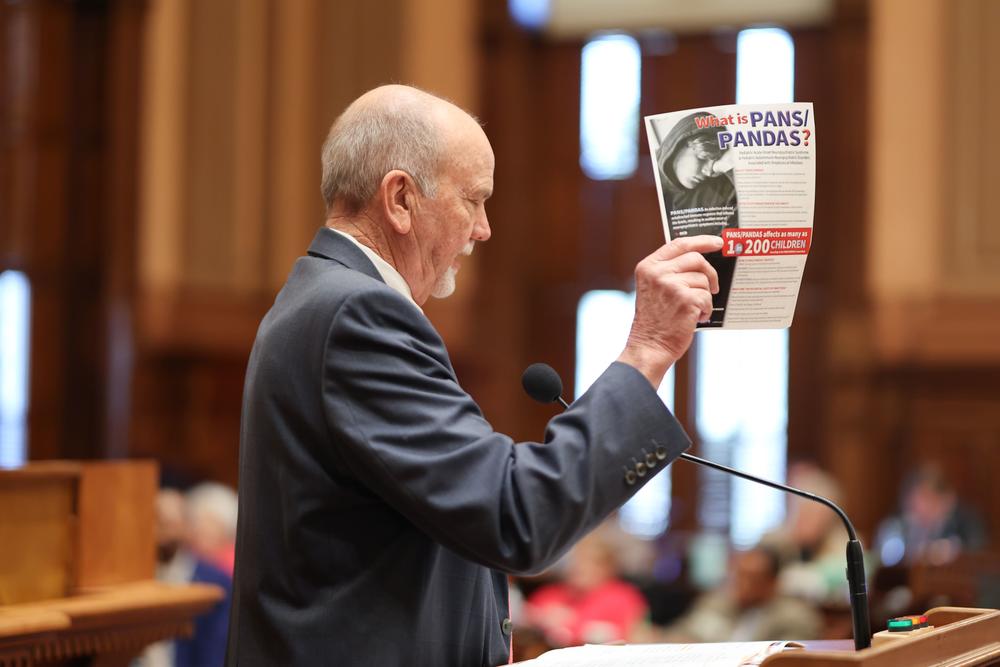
[460,242,475,257]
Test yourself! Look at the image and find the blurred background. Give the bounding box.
[1,0,999,658]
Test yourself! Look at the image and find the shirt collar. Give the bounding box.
[326,228,422,312]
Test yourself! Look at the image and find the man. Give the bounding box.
[662,547,821,643]
[875,464,988,566]
[656,112,738,327]
[226,85,722,666]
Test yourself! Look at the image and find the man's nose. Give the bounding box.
[473,211,491,242]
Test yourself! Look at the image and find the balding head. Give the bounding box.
[321,85,494,304]
[320,85,475,214]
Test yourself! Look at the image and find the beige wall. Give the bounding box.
[138,0,479,348]
[868,0,1000,362]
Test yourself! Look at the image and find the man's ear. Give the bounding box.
[379,170,415,235]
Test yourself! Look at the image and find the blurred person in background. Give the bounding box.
[185,482,239,576]
[875,464,988,567]
[760,462,850,602]
[140,487,232,667]
[525,532,650,646]
[662,546,821,643]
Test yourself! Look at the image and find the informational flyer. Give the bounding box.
[644,103,815,329]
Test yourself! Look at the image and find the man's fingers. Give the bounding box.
[649,251,720,294]
[672,271,710,292]
[695,290,714,323]
[650,235,724,261]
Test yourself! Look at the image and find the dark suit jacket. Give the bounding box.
[226,228,690,666]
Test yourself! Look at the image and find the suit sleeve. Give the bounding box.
[321,290,690,574]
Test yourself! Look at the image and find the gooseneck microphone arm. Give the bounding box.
[521,362,872,650]
[677,451,871,651]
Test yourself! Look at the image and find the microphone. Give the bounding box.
[522,363,570,409]
[521,362,872,651]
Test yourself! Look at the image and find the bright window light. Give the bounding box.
[736,27,794,104]
[696,27,794,548]
[696,330,788,548]
[576,290,674,538]
[0,270,31,468]
[580,34,641,180]
[508,0,549,30]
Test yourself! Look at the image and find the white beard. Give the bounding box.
[430,242,474,300]
[431,266,457,299]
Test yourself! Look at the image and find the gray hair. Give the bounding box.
[186,482,239,539]
[320,93,443,213]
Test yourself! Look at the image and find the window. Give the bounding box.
[0,270,31,468]
[580,34,642,180]
[508,0,550,30]
[576,290,674,538]
[695,27,795,548]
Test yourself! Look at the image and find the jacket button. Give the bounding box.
[502,618,513,636]
[635,460,647,477]
[644,449,657,467]
[624,469,637,486]
[655,445,668,460]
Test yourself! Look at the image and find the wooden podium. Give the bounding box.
[762,607,1000,666]
[513,607,1000,666]
[0,461,224,666]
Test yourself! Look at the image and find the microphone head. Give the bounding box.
[521,363,564,404]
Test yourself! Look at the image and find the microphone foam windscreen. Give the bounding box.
[521,363,563,404]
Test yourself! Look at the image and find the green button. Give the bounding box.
[888,619,913,632]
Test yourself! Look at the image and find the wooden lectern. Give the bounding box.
[762,607,1000,666]
[512,607,1000,666]
[0,461,224,666]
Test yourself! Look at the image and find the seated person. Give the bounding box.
[185,482,239,576]
[139,488,232,667]
[525,533,649,646]
[875,464,988,567]
[760,462,850,602]
[662,546,821,643]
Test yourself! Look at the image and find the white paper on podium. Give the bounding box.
[528,640,802,666]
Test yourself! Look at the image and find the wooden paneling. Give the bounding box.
[946,0,1000,296]
[0,467,76,604]
[131,0,417,481]
[0,0,144,461]
[869,0,1000,362]
[75,461,157,589]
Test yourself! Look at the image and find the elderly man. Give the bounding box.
[226,85,721,666]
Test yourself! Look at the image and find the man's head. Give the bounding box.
[321,85,493,304]
[903,465,956,529]
[729,547,782,610]
[186,482,238,561]
[156,488,187,564]
[565,533,619,593]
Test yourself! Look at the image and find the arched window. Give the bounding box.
[580,33,642,180]
[697,27,795,548]
[0,270,31,468]
[576,290,674,538]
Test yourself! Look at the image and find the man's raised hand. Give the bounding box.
[617,235,723,388]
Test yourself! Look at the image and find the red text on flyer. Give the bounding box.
[721,228,812,257]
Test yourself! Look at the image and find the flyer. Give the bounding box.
[644,103,815,329]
